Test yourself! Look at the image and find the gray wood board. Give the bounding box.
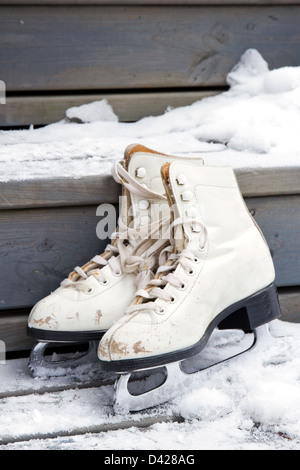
[0,310,35,352]
[0,175,121,210]
[278,287,300,323]
[2,1,300,5]
[0,195,299,311]
[0,287,299,353]
[246,195,300,288]
[1,5,300,91]
[0,91,219,127]
[0,205,113,310]
[1,166,300,211]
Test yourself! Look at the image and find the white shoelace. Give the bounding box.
[126,216,207,314]
[61,161,169,293]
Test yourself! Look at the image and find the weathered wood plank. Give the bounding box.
[0,175,121,210]
[245,195,300,288]
[0,414,180,447]
[0,195,299,311]
[2,1,300,5]
[0,310,34,352]
[235,167,300,198]
[278,288,300,323]
[0,91,220,127]
[1,166,299,211]
[0,205,111,310]
[1,5,300,91]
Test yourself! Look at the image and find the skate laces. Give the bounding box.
[61,161,168,293]
[111,160,167,201]
[126,216,207,313]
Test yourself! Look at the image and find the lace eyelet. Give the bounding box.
[186,269,195,276]
[170,296,176,304]
[85,287,94,294]
[179,282,186,290]
[112,270,122,277]
[193,257,200,264]
[199,240,206,251]
[100,279,109,286]
[154,306,165,315]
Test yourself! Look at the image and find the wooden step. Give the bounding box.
[1,166,300,210]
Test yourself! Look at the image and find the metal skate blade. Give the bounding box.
[28,340,101,377]
[113,327,266,413]
[114,362,187,414]
[181,327,256,374]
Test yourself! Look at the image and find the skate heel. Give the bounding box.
[218,283,281,332]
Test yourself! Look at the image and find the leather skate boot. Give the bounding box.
[98,160,281,372]
[27,145,204,373]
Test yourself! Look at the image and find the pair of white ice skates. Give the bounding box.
[27,144,281,412]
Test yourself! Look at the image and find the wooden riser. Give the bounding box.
[1,91,220,127]
[1,5,300,93]
[1,167,300,210]
[0,193,299,312]
[1,2,300,127]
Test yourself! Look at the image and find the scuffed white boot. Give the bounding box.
[27,145,204,373]
[99,160,281,372]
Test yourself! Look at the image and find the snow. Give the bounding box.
[0,320,300,450]
[66,99,119,124]
[0,49,300,450]
[1,48,300,183]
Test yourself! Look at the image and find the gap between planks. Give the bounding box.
[0,414,183,447]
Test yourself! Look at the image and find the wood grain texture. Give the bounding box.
[278,288,300,323]
[1,1,300,6]
[0,195,299,311]
[0,91,219,127]
[1,5,300,91]
[0,205,112,310]
[235,167,300,198]
[1,166,299,210]
[0,175,121,210]
[245,195,300,288]
[0,310,35,352]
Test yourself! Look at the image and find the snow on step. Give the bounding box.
[1,320,300,449]
[1,50,300,183]
[0,379,175,446]
[0,354,114,399]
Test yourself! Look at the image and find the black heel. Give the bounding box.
[218,283,281,332]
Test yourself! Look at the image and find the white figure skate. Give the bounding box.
[27,145,204,376]
[99,160,281,412]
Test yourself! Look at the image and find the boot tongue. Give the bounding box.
[161,163,188,253]
[121,143,169,229]
[117,145,140,229]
